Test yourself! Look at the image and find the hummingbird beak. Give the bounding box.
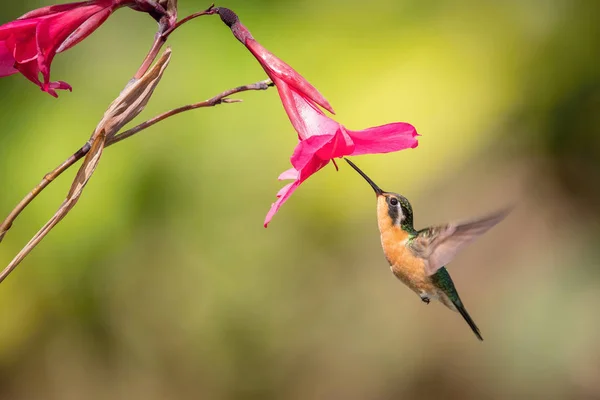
[344,158,384,196]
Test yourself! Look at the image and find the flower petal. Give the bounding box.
[45,80,72,97]
[35,5,104,58]
[0,42,17,77]
[18,1,111,19]
[290,134,335,171]
[246,38,334,114]
[264,181,298,227]
[278,168,299,180]
[57,7,114,52]
[275,78,340,141]
[315,126,354,160]
[1,0,163,96]
[265,144,331,227]
[347,122,419,155]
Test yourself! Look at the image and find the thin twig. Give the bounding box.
[162,4,216,38]
[108,79,272,146]
[134,4,216,79]
[0,79,272,246]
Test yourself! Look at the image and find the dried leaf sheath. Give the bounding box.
[0,49,172,284]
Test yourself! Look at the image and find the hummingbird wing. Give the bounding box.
[409,208,510,276]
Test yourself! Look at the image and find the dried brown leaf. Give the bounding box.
[0,49,172,283]
[101,49,172,141]
[166,0,177,17]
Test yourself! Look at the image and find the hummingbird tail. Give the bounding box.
[453,300,483,341]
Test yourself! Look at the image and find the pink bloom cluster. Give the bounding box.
[0,0,169,97]
[217,8,419,227]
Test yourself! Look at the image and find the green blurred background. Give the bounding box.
[1,1,600,399]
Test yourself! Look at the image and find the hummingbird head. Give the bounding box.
[344,158,414,230]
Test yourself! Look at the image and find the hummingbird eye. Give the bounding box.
[389,197,399,206]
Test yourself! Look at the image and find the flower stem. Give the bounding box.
[162,5,216,38]
[108,79,272,146]
[134,4,217,79]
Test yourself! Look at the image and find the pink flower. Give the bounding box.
[0,0,170,97]
[217,8,419,227]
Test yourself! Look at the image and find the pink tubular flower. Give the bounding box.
[216,8,419,227]
[0,0,170,97]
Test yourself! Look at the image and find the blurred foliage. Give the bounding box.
[1,0,599,399]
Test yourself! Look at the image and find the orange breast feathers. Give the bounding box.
[379,228,428,287]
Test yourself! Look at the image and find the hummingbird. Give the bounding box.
[344,158,510,341]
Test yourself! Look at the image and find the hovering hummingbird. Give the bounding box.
[344,158,510,341]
